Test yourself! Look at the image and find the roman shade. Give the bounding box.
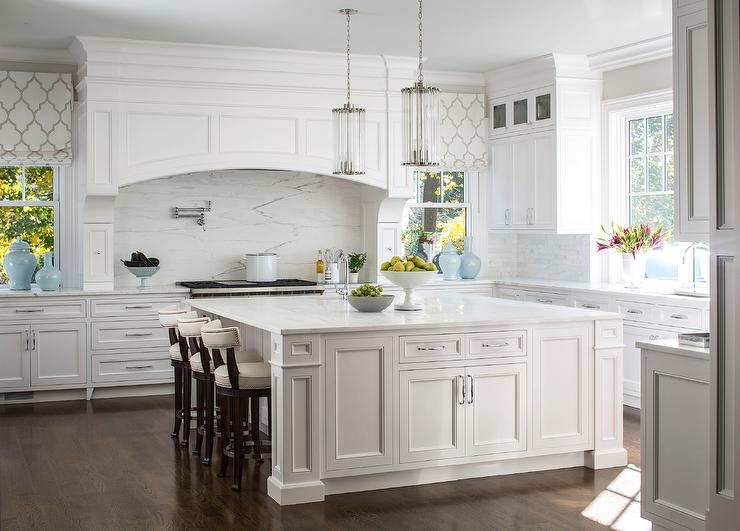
[0,71,73,165]
[439,92,487,169]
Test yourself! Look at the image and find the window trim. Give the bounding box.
[600,90,673,283]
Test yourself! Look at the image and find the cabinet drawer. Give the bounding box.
[90,320,169,351]
[468,331,527,359]
[616,300,655,322]
[0,299,86,320]
[92,351,173,383]
[573,297,611,311]
[655,305,703,329]
[496,287,523,300]
[523,291,569,306]
[90,297,186,319]
[400,334,464,363]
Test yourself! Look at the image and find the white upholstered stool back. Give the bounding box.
[201,320,241,350]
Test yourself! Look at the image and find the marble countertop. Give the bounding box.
[636,338,710,360]
[188,292,622,335]
[493,278,711,306]
[0,284,190,298]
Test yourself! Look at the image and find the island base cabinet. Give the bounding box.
[466,363,527,456]
[399,368,466,463]
[325,337,393,471]
[31,322,87,386]
[532,325,591,450]
[0,324,30,389]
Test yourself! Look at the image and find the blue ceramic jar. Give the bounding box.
[36,252,62,291]
[438,243,461,281]
[3,238,36,290]
[459,236,482,279]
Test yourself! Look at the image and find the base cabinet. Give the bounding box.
[0,325,30,389]
[532,326,591,450]
[31,322,87,386]
[466,363,526,456]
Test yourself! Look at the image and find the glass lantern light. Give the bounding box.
[401,0,440,167]
[333,9,365,176]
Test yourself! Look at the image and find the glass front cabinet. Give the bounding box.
[490,86,553,135]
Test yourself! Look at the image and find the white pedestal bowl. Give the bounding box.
[380,271,438,311]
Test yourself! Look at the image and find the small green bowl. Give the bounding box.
[347,294,395,313]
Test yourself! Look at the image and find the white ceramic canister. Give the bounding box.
[241,253,278,282]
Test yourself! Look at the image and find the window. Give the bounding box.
[0,166,58,283]
[401,170,470,261]
[627,113,675,236]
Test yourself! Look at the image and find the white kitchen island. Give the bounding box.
[188,293,628,505]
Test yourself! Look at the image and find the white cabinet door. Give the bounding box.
[399,367,466,463]
[510,135,533,228]
[466,364,526,456]
[31,322,87,386]
[675,3,710,240]
[532,325,591,450]
[622,324,682,408]
[325,336,393,471]
[531,131,556,230]
[0,325,30,389]
[489,139,513,229]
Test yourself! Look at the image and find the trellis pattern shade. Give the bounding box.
[0,71,73,165]
[439,92,487,169]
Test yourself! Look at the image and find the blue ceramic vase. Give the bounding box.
[459,237,482,279]
[3,238,36,290]
[438,243,461,281]
[36,252,62,291]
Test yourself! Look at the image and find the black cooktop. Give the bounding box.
[178,279,318,289]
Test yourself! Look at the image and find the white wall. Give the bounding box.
[114,170,366,286]
[602,57,673,100]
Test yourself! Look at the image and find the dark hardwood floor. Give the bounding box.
[0,397,642,531]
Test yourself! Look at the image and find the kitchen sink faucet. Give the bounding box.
[337,252,350,301]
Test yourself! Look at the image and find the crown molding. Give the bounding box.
[588,34,672,72]
[0,45,75,65]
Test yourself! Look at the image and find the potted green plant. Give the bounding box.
[347,252,367,284]
[596,222,668,288]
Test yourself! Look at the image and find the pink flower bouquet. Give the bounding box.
[595,222,668,258]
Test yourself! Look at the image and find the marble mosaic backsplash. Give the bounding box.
[114,170,364,286]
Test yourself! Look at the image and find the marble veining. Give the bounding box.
[114,170,366,286]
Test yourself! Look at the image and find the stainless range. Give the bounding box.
[178,279,325,298]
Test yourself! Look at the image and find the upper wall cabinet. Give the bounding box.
[674,0,710,241]
[487,70,601,235]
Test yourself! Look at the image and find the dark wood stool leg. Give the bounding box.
[181,368,192,447]
[193,378,204,455]
[171,365,182,439]
[232,394,244,491]
[203,378,215,465]
[217,391,229,477]
[251,392,263,461]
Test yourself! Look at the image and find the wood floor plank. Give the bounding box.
[0,397,641,531]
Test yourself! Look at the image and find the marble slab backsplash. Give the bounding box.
[488,233,591,282]
[114,170,364,286]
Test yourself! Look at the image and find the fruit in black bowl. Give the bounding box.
[121,251,160,267]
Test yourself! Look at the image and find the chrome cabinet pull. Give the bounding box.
[482,342,509,348]
[649,334,660,340]
[670,314,688,320]
[124,331,154,337]
[24,330,30,351]
[124,305,153,310]
[626,309,643,315]
[15,308,44,313]
[457,375,465,405]
[31,331,36,351]
[467,375,474,404]
[504,209,511,225]
[536,298,553,303]
[581,304,600,309]
[417,345,446,351]
[125,364,154,370]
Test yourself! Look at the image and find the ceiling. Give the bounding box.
[0,0,671,72]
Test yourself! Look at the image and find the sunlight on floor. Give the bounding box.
[581,465,651,530]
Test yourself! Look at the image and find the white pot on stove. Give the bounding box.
[240,253,278,282]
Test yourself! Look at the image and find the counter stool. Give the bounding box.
[203,323,272,491]
[175,314,211,450]
[197,320,263,466]
[159,305,190,443]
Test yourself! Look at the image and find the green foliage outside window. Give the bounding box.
[0,166,56,283]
